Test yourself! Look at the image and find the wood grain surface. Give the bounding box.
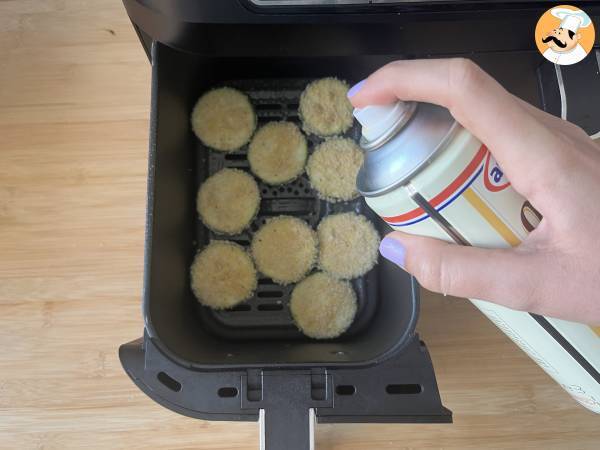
[0,1,598,449]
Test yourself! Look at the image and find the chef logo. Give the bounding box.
[535,5,595,66]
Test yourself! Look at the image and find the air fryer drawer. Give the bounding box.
[142,42,421,369]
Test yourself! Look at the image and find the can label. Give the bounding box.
[381,143,487,230]
[364,126,600,413]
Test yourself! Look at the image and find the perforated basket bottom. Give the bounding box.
[194,78,380,341]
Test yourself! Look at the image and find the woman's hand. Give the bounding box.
[348,58,600,324]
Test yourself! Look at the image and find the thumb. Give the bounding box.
[379,231,538,311]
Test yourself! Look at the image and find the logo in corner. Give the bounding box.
[535,5,595,66]
[483,152,510,192]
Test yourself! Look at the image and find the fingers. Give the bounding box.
[512,95,591,143]
[380,231,542,312]
[348,59,562,201]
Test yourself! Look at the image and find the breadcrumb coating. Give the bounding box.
[290,272,357,339]
[191,87,256,152]
[299,78,354,137]
[317,212,380,279]
[251,216,318,285]
[307,137,363,202]
[197,168,260,235]
[190,241,257,310]
[248,121,307,185]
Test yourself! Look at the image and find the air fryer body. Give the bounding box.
[120,1,600,448]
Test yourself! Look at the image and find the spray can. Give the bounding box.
[354,101,600,413]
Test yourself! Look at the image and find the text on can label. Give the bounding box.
[484,152,511,192]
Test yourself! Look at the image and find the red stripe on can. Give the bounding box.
[382,145,488,223]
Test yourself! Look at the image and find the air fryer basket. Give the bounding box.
[195,78,379,342]
[120,42,451,450]
[143,44,422,369]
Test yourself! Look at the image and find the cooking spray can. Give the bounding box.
[354,101,600,413]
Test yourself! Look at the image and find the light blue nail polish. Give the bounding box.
[379,237,406,269]
[347,79,366,98]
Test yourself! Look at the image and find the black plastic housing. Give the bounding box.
[121,34,453,450]
[123,0,600,57]
[143,43,422,369]
[120,1,600,448]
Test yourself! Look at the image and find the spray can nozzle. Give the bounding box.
[353,101,417,150]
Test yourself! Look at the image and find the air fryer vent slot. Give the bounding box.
[257,303,284,311]
[255,103,282,112]
[194,78,380,340]
[157,371,182,392]
[335,385,356,396]
[224,153,247,161]
[217,387,239,398]
[228,304,252,312]
[257,290,284,299]
[386,384,423,395]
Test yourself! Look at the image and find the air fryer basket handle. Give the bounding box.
[245,372,330,450]
[121,335,451,450]
[259,407,315,450]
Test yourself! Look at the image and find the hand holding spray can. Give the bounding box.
[354,101,600,413]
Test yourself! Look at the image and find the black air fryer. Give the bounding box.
[119,1,600,448]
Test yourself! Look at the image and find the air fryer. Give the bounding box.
[119,1,600,449]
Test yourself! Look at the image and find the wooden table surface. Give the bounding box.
[1,1,598,449]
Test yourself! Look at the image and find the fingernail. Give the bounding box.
[379,237,406,269]
[347,79,366,98]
